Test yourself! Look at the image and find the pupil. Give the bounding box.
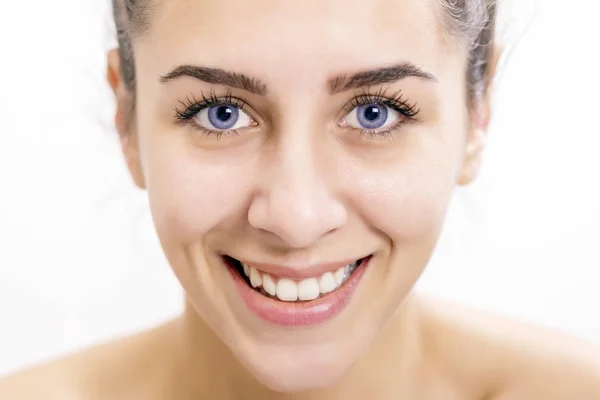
[364,106,380,121]
[216,106,233,122]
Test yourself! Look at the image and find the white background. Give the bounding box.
[0,0,598,376]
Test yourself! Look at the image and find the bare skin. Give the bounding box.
[2,296,600,399]
[2,0,600,398]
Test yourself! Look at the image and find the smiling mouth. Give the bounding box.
[224,256,369,303]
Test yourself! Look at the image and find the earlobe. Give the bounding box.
[457,94,491,186]
[120,131,147,190]
[457,127,487,186]
[106,49,147,190]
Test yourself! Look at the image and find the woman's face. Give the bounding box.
[111,0,487,392]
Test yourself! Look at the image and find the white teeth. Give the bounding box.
[239,259,364,302]
[262,274,277,297]
[334,267,346,286]
[298,278,320,301]
[276,279,298,302]
[319,272,337,294]
[250,267,262,288]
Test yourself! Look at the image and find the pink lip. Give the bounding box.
[226,257,371,327]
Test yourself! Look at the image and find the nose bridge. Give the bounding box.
[248,129,347,248]
[276,137,324,211]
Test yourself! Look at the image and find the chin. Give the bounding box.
[243,348,354,393]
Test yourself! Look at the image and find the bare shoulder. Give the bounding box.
[417,295,600,400]
[0,355,82,400]
[0,321,178,400]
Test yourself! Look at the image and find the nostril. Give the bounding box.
[247,176,347,248]
[249,203,347,249]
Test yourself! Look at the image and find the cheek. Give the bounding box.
[345,143,458,242]
[141,141,254,244]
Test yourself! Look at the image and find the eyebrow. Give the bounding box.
[328,63,437,94]
[159,62,436,96]
[160,65,268,95]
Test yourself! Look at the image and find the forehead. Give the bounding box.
[140,0,459,85]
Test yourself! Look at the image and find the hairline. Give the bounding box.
[115,0,496,103]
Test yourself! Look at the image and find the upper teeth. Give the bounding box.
[241,262,359,302]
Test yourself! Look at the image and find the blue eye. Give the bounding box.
[344,103,400,131]
[196,104,253,131]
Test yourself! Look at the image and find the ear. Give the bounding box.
[457,46,502,186]
[107,48,146,190]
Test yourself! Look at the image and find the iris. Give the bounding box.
[356,104,388,129]
[208,105,239,130]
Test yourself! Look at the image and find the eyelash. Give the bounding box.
[173,90,250,137]
[172,88,420,139]
[343,88,420,139]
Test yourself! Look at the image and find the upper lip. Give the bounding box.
[229,256,370,280]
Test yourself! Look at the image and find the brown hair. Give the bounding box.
[112,0,497,102]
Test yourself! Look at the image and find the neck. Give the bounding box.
[172,295,425,399]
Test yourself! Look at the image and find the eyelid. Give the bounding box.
[336,89,420,140]
[172,88,419,139]
[177,90,267,123]
[341,88,420,119]
[172,91,265,139]
[174,91,252,122]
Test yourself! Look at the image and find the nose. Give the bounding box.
[248,142,347,249]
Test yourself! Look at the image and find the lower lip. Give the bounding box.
[226,257,370,327]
